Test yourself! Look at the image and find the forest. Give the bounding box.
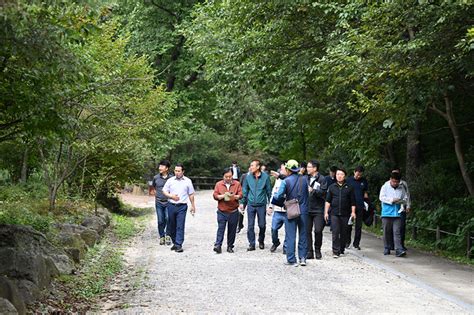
[1,1,473,258]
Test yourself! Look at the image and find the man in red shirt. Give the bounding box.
[213,167,243,253]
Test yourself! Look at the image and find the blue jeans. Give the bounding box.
[247,205,266,246]
[167,203,188,247]
[215,210,239,247]
[285,213,308,263]
[155,201,169,238]
[271,211,287,250]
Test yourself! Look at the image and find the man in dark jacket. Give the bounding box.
[324,168,356,258]
[306,160,327,260]
[346,166,369,250]
[273,159,309,266]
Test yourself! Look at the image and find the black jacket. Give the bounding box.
[308,173,327,214]
[326,181,356,216]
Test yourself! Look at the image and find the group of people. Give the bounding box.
[150,158,411,266]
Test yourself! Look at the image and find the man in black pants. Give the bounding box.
[346,166,369,250]
[324,168,356,258]
[237,168,250,233]
[306,160,327,260]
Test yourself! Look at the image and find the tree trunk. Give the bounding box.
[20,145,29,183]
[405,121,421,183]
[385,142,397,167]
[49,184,58,210]
[444,96,474,196]
[300,126,307,161]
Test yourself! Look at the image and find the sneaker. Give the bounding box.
[396,250,406,257]
[384,249,390,255]
[284,261,299,267]
[333,253,340,258]
[213,245,222,254]
[259,242,265,250]
[165,235,172,246]
[270,242,280,253]
[175,246,183,253]
[299,259,307,266]
[170,245,177,251]
[315,250,322,260]
[354,245,361,250]
[307,252,315,259]
[247,246,256,251]
[159,237,165,245]
[227,247,234,253]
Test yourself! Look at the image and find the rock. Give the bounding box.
[56,233,87,263]
[55,223,99,248]
[0,297,18,314]
[96,207,112,226]
[80,229,99,247]
[81,216,107,235]
[0,276,26,315]
[0,224,73,305]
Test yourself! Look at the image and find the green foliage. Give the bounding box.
[112,213,138,240]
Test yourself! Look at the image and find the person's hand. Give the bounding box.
[233,194,240,201]
[392,198,401,204]
[190,206,196,216]
[351,212,356,220]
[267,207,273,215]
[171,195,180,202]
[324,212,329,222]
[270,170,279,178]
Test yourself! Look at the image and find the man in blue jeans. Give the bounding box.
[273,160,309,267]
[151,160,172,245]
[162,164,196,253]
[268,163,288,254]
[239,160,272,251]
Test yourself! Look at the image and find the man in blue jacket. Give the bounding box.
[273,159,309,266]
[239,160,272,251]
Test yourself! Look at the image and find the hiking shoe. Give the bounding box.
[175,246,183,253]
[227,247,234,253]
[299,259,307,266]
[259,242,265,250]
[165,235,172,246]
[315,250,322,260]
[396,250,406,257]
[159,237,165,245]
[270,242,280,253]
[213,245,222,254]
[247,246,256,251]
[170,245,177,251]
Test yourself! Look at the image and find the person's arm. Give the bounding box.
[350,188,356,219]
[162,180,179,201]
[239,177,248,210]
[379,183,393,204]
[324,201,331,222]
[265,176,272,204]
[403,181,411,212]
[213,183,223,201]
[189,193,196,214]
[234,182,243,200]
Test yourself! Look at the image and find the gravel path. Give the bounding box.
[102,191,473,314]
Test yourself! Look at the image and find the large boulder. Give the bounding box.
[56,223,99,248]
[81,215,107,235]
[0,225,73,306]
[96,207,112,226]
[0,276,26,315]
[56,232,87,264]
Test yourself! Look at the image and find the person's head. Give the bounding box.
[307,160,320,176]
[232,161,238,166]
[285,159,300,174]
[329,165,337,177]
[354,165,365,180]
[261,165,267,172]
[299,161,307,175]
[336,168,347,183]
[174,163,185,178]
[392,166,402,177]
[279,163,288,176]
[390,171,401,188]
[222,167,233,183]
[158,159,171,174]
[249,160,261,174]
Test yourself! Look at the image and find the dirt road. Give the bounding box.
[103,191,474,314]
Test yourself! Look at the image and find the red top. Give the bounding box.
[213,180,243,212]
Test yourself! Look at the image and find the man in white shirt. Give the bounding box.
[162,164,197,253]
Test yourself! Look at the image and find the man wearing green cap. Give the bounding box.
[273,159,309,266]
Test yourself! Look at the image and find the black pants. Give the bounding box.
[306,212,325,255]
[238,212,244,229]
[346,207,363,247]
[331,215,349,255]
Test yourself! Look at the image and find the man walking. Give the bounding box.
[273,159,309,266]
[162,164,196,253]
[213,168,243,253]
[346,166,369,250]
[151,160,172,245]
[392,167,411,251]
[268,163,288,254]
[239,160,272,251]
[324,168,356,258]
[237,167,250,233]
[306,160,327,259]
[379,171,408,257]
